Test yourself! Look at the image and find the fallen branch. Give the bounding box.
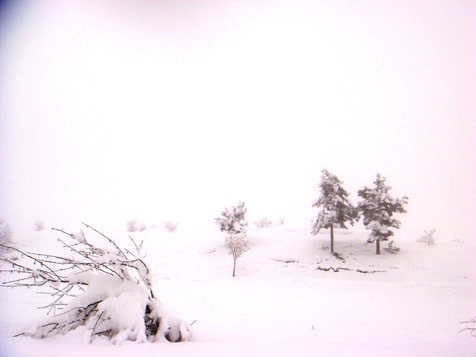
[316,266,385,273]
[316,266,350,272]
[273,258,299,264]
[355,268,386,274]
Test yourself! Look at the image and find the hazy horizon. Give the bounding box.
[1,0,475,241]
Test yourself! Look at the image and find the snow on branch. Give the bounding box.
[0,223,191,344]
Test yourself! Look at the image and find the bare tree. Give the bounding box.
[417,229,436,245]
[226,234,250,277]
[34,220,45,231]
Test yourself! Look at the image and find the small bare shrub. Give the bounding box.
[164,221,178,233]
[127,221,148,232]
[35,220,45,231]
[254,217,272,228]
[226,234,250,277]
[417,229,436,245]
[126,220,138,232]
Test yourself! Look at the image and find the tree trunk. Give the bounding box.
[376,239,380,255]
[232,257,236,277]
[330,224,334,253]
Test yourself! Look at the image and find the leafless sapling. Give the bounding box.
[226,234,250,277]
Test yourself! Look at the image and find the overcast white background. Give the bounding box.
[1,0,475,240]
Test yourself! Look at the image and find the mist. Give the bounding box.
[1,0,475,240]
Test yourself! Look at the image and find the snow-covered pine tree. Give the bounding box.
[215,202,249,277]
[357,174,408,255]
[311,170,357,253]
[214,202,248,236]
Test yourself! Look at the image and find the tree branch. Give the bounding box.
[316,266,385,273]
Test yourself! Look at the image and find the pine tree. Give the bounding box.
[215,202,248,235]
[357,174,408,255]
[311,170,357,253]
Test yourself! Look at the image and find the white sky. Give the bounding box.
[1,0,475,240]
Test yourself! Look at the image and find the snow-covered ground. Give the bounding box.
[1,224,475,356]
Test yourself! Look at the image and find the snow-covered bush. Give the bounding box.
[0,224,191,344]
[126,220,148,232]
[34,220,45,231]
[126,220,139,232]
[417,229,436,245]
[0,219,13,256]
[254,217,272,228]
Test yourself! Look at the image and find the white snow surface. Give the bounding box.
[1,224,475,356]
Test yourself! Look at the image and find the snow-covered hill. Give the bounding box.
[1,224,475,356]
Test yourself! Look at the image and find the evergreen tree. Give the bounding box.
[214,202,248,235]
[311,170,356,253]
[357,174,408,255]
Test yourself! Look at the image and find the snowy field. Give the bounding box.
[1,223,475,356]
[1,1,475,356]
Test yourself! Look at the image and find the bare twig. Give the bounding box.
[50,228,75,238]
[0,244,63,282]
[82,223,127,259]
[127,235,144,258]
[459,318,476,337]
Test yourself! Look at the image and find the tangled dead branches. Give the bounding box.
[0,223,191,344]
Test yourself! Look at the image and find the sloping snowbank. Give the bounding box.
[1,225,475,356]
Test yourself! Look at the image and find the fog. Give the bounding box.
[1,0,475,240]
